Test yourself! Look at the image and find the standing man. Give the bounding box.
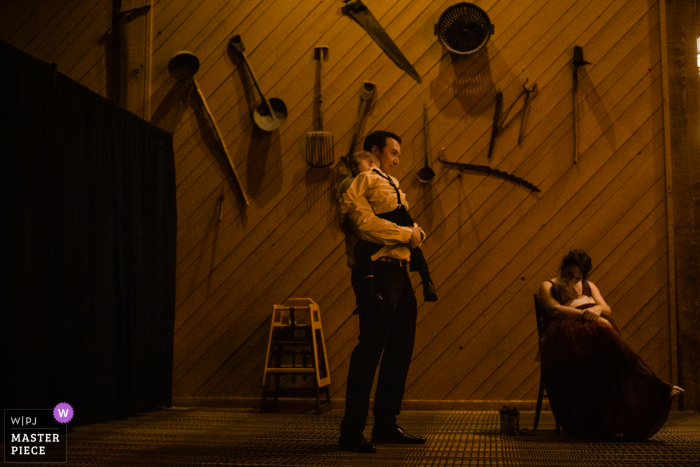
[338,131,427,453]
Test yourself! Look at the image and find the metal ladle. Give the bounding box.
[417,104,436,183]
[168,50,250,206]
[229,34,287,132]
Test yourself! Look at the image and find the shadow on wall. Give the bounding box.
[150,79,192,135]
[431,46,497,118]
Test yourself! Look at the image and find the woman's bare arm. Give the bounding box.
[538,281,588,321]
[586,281,612,319]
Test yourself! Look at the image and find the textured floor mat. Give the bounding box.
[12,409,700,466]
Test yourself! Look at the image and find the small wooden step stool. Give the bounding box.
[261,298,331,414]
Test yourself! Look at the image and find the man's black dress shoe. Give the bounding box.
[338,435,377,453]
[371,425,426,444]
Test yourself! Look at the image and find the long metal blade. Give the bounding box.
[342,0,422,83]
[438,155,541,192]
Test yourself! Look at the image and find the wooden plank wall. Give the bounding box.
[1,0,675,406]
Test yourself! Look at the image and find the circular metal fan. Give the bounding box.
[435,3,494,55]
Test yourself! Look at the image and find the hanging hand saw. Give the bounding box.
[438,154,540,192]
[342,0,422,83]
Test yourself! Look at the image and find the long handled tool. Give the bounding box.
[342,0,422,83]
[332,81,376,199]
[487,92,503,160]
[229,34,287,132]
[306,46,334,167]
[487,79,538,158]
[417,104,436,183]
[347,81,376,156]
[168,51,250,206]
[518,80,537,145]
[572,46,590,163]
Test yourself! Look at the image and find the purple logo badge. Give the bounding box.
[53,402,73,423]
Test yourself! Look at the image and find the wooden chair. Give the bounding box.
[533,294,560,433]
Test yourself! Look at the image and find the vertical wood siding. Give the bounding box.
[1,0,674,404]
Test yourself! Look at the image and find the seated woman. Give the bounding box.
[538,249,683,440]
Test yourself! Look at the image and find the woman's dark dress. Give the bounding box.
[539,281,673,440]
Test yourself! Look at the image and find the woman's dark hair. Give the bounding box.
[560,249,592,280]
[363,130,402,152]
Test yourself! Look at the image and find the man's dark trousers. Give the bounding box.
[340,260,418,435]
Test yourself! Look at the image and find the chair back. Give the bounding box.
[533,294,550,338]
[533,293,561,433]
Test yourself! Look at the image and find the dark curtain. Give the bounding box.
[0,40,176,425]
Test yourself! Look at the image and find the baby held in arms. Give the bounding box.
[552,281,612,328]
[564,294,596,308]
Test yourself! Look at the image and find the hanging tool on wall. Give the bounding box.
[331,81,377,200]
[168,51,250,206]
[306,46,334,167]
[438,151,540,192]
[347,81,376,156]
[572,45,591,163]
[229,34,288,132]
[417,104,436,183]
[341,0,422,83]
[518,79,537,145]
[487,79,538,159]
[487,92,503,160]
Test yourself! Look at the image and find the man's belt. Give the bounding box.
[374,256,409,267]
